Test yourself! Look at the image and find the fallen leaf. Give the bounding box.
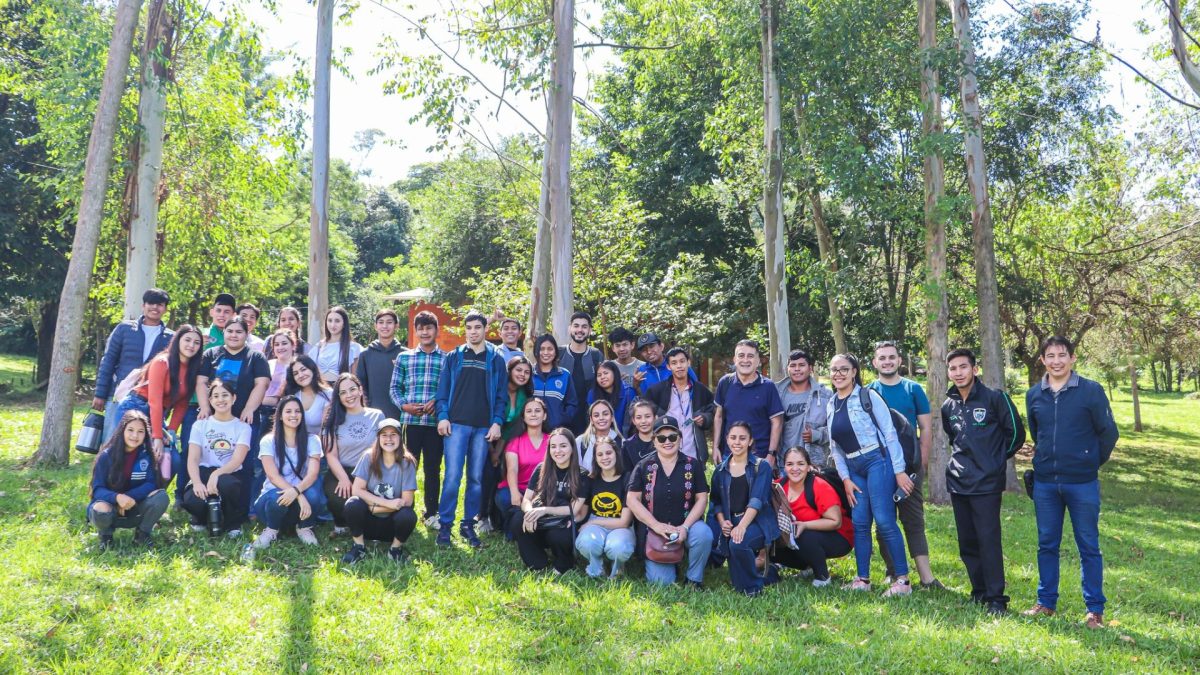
[991,657,1000,664]
[1120,635,1135,644]
[204,550,225,560]
[1107,619,1121,627]
[300,664,308,672]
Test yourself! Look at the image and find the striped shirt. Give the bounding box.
[390,345,445,427]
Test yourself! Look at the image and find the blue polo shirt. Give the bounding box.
[715,373,784,457]
[867,377,930,429]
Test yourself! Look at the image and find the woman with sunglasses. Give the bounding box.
[707,421,779,596]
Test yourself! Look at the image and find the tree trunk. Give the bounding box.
[547,0,575,343]
[36,0,144,466]
[1129,355,1142,432]
[123,0,174,319]
[760,0,790,379]
[810,191,848,356]
[1150,360,1159,392]
[919,0,951,505]
[1169,0,1200,97]
[307,0,333,344]
[35,300,58,386]
[1164,354,1174,393]
[527,109,553,350]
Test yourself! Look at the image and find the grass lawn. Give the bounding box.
[0,352,37,393]
[0,388,1196,672]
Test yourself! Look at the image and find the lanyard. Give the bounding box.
[672,384,692,420]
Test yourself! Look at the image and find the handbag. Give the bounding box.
[536,514,572,530]
[75,410,106,455]
[771,482,798,550]
[643,463,685,564]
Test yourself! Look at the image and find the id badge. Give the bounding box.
[682,417,693,427]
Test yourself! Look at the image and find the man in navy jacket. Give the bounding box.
[1022,336,1119,630]
[92,289,174,442]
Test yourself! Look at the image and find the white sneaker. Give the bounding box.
[190,524,206,533]
[477,520,495,534]
[423,515,440,529]
[253,528,278,549]
[296,527,319,546]
[331,525,348,537]
[812,577,832,588]
[226,528,243,539]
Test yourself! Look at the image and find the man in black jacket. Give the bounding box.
[941,348,1026,615]
[645,347,715,462]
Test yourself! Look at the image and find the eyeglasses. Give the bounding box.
[830,366,852,375]
[655,433,680,444]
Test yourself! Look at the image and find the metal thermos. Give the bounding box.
[206,495,223,537]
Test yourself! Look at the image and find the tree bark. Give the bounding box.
[36,0,144,466]
[35,300,58,386]
[810,190,848,356]
[307,0,333,344]
[919,0,951,504]
[527,107,553,350]
[547,0,575,343]
[1169,0,1200,97]
[123,0,174,319]
[760,0,790,379]
[1129,355,1142,432]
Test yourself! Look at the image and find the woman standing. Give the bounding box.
[587,361,635,434]
[772,446,853,586]
[322,374,385,535]
[182,378,252,537]
[268,306,310,358]
[707,421,779,596]
[626,416,713,588]
[313,306,363,385]
[284,355,333,437]
[341,419,419,565]
[826,353,913,597]
[575,437,634,578]
[511,428,589,574]
[497,398,550,534]
[87,411,169,550]
[250,396,323,551]
[575,400,624,469]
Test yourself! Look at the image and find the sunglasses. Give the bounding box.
[655,433,680,444]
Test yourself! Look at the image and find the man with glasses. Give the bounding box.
[93,288,175,442]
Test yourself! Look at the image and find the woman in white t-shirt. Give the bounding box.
[313,306,363,384]
[250,396,324,551]
[182,378,252,537]
[341,418,419,565]
[284,355,332,436]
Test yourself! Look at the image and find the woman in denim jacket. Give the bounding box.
[826,354,915,597]
[707,421,780,596]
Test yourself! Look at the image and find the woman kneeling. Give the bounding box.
[707,421,779,596]
[772,446,853,586]
[342,419,419,565]
[512,428,589,574]
[251,395,324,551]
[88,411,169,550]
[575,437,634,578]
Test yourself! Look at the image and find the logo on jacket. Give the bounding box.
[972,408,987,424]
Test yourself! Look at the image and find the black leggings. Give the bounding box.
[772,529,852,579]
[323,465,356,526]
[510,516,576,573]
[181,466,247,531]
[406,425,444,518]
[344,497,418,544]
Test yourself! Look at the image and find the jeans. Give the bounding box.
[439,423,489,528]
[102,399,120,445]
[644,521,713,586]
[878,470,930,576]
[254,484,323,531]
[847,450,909,579]
[406,425,444,519]
[237,415,263,520]
[1034,478,1105,613]
[344,497,418,544]
[709,516,769,595]
[575,523,635,577]
[114,394,182,493]
[88,490,169,536]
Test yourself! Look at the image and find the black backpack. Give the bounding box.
[805,469,852,516]
[859,387,920,474]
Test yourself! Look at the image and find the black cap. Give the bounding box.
[652,415,680,434]
[636,332,662,350]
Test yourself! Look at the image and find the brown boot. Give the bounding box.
[1022,603,1055,617]
[1085,612,1105,629]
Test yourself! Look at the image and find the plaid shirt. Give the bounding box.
[390,345,445,427]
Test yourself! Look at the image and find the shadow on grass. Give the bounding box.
[282,573,316,671]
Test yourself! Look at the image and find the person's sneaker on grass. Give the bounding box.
[225,528,242,539]
[253,528,278,550]
[986,602,1008,616]
[342,543,367,565]
[190,523,206,533]
[920,579,946,591]
[812,576,832,588]
[1022,603,1055,617]
[459,524,482,549]
[388,546,410,565]
[477,519,494,535]
[882,578,912,598]
[423,514,440,530]
[133,530,154,548]
[1084,612,1105,629]
[296,527,318,546]
[98,534,114,551]
[846,578,871,592]
[436,525,453,547]
[331,525,348,537]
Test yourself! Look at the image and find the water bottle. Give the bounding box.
[160,431,174,480]
[206,495,223,536]
[240,543,256,563]
[893,473,920,503]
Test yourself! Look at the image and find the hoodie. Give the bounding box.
[356,339,404,420]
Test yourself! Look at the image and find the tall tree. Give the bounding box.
[308,0,333,343]
[36,0,144,466]
[122,0,175,318]
[547,0,575,342]
[760,0,791,378]
[1168,0,1200,97]
[528,110,553,347]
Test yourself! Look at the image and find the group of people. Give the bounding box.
[85,290,1119,627]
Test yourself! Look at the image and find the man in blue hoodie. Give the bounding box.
[435,310,507,548]
[1022,336,1119,630]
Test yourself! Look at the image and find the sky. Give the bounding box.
[244,0,1186,186]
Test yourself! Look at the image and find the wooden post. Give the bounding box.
[36,0,145,466]
[547,0,575,343]
[760,0,790,379]
[308,0,333,344]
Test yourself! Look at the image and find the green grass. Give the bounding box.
[0,388,1196,672]
[0,352,37,394]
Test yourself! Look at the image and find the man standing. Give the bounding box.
[496,316,525,364]
[236,303,266,352]
[93,288,174,442]
[1023,336,1118,629]
[712,340,783,465]
[357,309,403,421]
[635,333,670,395]
[435,310,507,548]
[774,349,833,468]
[942,348,1025,615]
[205,293,236,347]
[558,311,602,434]
[645,347,714,461]
[608,327,644,390]
[868,340,941,589]
[391,310,446,529]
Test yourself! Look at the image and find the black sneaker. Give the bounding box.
[459,524,482,549]
[684,580,706,592]
[341,543,367,565]
[987,602,1009,616]
[98,534,114,551]
[133,530,154,548]
[388,546,410,565]
[436,525,452,547]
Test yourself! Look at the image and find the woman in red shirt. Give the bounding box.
[772,446,853,586]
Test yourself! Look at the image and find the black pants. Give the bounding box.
[951,491,1008,605]
[878,472,930,575]
[88,490,170,536]
[510,516,576,573]
[322,466,355,527]
[181,467,247,530]
[344,497,418,544]
[772,529,852,580]
[480,441,504,529]
[406,425,443,518]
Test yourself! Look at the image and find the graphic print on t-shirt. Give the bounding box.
[214,354,244,385]
[343,417,374,444]
[372,482,396,499]
[206,428,236,463]
[591,489,622,518]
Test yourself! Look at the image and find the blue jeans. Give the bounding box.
[644,521,714,585]
[114,394,181,493]
[1034,478,1105,613]
[708,516,769,595]
[254,485,323,531]
[575,523,635,577]
[847,450,909,579]
[439,423,489,528]
[237,414,263,520]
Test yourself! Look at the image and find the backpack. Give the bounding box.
[805,468,853,516]
[859,387,920,474]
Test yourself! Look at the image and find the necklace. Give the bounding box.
[833,394,850,415]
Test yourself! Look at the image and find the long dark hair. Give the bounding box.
[368,426,416,481]
[533,333,559,369]
[91,410,160,497]
[271,396,311,479]
[322,305,353,374]
[284,355,330,398]
[591,360,623,408]
[589,435,625,480]
[155,324,202,402]
[782,445,815,492]
[536,428,582,507]
[322,373,363,452]
[509,397,548,441]
[507,355,535,397]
